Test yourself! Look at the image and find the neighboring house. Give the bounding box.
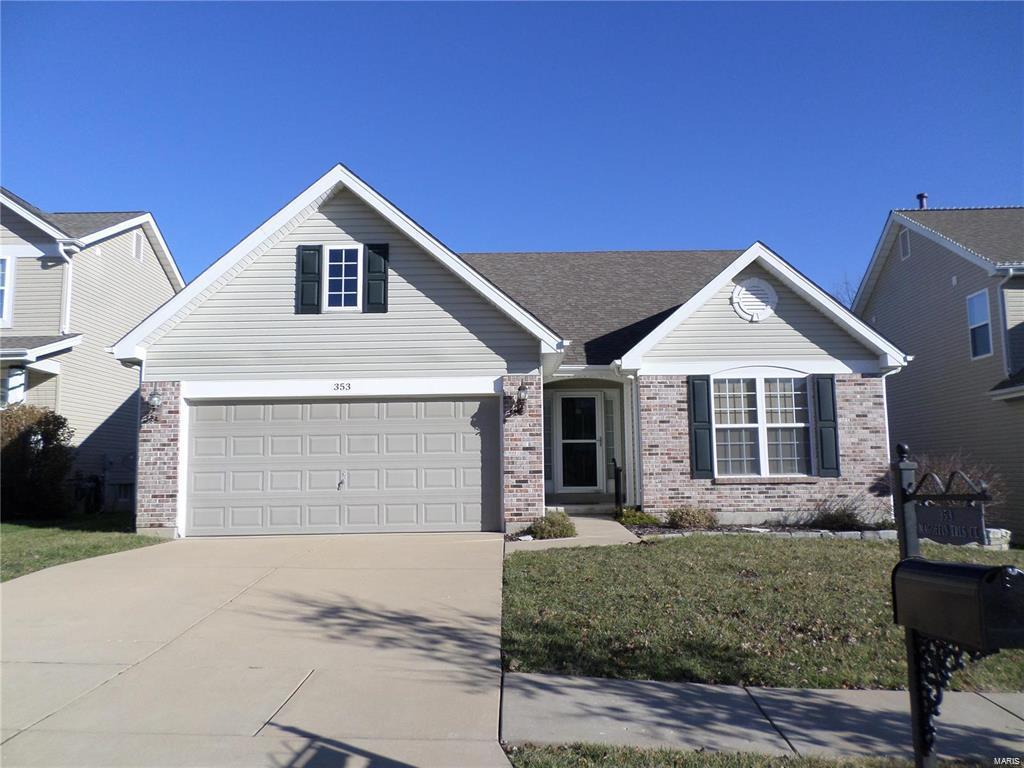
[112,164,906,538]
[0,187,184,507]
[854,201,1024,539]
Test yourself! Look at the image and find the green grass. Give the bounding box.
[503,536,1024,691]
[1,511,166,581]
[504,744,981,768]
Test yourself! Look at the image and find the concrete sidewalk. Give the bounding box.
[504,514,638,554]
[502,672,1024,761]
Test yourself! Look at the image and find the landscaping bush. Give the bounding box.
[665,506,718,530]
[615,507,661,527]
[796,493,894,531]
[1,404,75,519]
[527,510,577,540]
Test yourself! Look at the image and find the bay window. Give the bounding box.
[712,376,813,476]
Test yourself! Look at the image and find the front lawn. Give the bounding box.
[0,511,165,581]
[504,744,981,768]
[503,536,1024,691]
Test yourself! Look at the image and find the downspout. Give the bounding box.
[56,240,81,335]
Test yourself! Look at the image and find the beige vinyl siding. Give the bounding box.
[26,370,59,410]
[647,264,875,362]
[144,188,539,381]
[2,209,64,335]
[1004,277,1024,373]
[1,207,51,247]
[57,229,176,474]
[859,228,1024,536]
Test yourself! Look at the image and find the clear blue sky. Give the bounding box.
[3,2,1021,297]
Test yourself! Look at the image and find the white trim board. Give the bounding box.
[113,163,565,363]
[637,359,882,376]
[180,376,504,400]
[618,242,908,371]
[0,193,67,240]
[0,334,83,362]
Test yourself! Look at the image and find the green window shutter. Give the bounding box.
[688,376,714,478]
[296,245,322,314]
[364,243,389,313]
[813,375,841,477]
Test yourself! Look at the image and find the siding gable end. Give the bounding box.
[143,188,539,381]
[645,263,877,363]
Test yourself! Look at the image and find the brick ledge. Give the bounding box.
[713,476,819,485]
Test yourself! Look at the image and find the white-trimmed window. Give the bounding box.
[132,231,144,263]
[0,253,12,327]
[966,289,992,359]
[713,377,813,476]
[323,245,362,311]
[899,228,911,260]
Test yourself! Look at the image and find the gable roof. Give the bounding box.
[896,207,1024,266]
[853,206,1024,314]
[461,250,741,365]
[112,164,564,362]
[618,242,908,371]
[0,186,184,291]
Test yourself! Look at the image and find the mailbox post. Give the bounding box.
[891,444,1024,768]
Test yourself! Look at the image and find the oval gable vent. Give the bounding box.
[731,277,778,322]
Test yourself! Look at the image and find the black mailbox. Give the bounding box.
[892,558,1024,653]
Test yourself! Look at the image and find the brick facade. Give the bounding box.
[136,380,180,536]
[502,374,545,524]
[638,374,891,524]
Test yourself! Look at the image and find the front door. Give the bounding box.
[555,393,603,492]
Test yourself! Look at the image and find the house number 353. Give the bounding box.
[333,382,352,391]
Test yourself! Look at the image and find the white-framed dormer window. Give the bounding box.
[0,253,13,327]
[712,376,813,477]
[899,228,911,261]
[322,245,363,311]
[966,288,992,359]
[132,231,144,263]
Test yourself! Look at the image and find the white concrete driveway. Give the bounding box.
[1,533,507,768]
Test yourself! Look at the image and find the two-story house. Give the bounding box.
[0,187,184,507]
[854,199,1024,539]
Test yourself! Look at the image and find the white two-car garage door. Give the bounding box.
[186,397,501,535]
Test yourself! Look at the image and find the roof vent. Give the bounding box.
[916,192,928,210]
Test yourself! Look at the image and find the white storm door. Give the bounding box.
[554,392,604,492]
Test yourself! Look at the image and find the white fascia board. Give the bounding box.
[751,245,907,363]
[78,214,185,292]
[637,359,882,376]
[991,384,1024,401]
[0,194,67,240]
[181,376,503,400]
[619,243,765,369]
[113,163,564,362]
[330,165,563,352]
[27,358,61,375]
[1,334,83,363]
[852,212,897,315]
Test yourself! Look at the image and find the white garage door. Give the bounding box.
[186,397,500,535]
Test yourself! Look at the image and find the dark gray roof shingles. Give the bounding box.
[460,250,742,365]
[0,333,82,353]
[1,186,144,238]
[896,207,1024,266]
